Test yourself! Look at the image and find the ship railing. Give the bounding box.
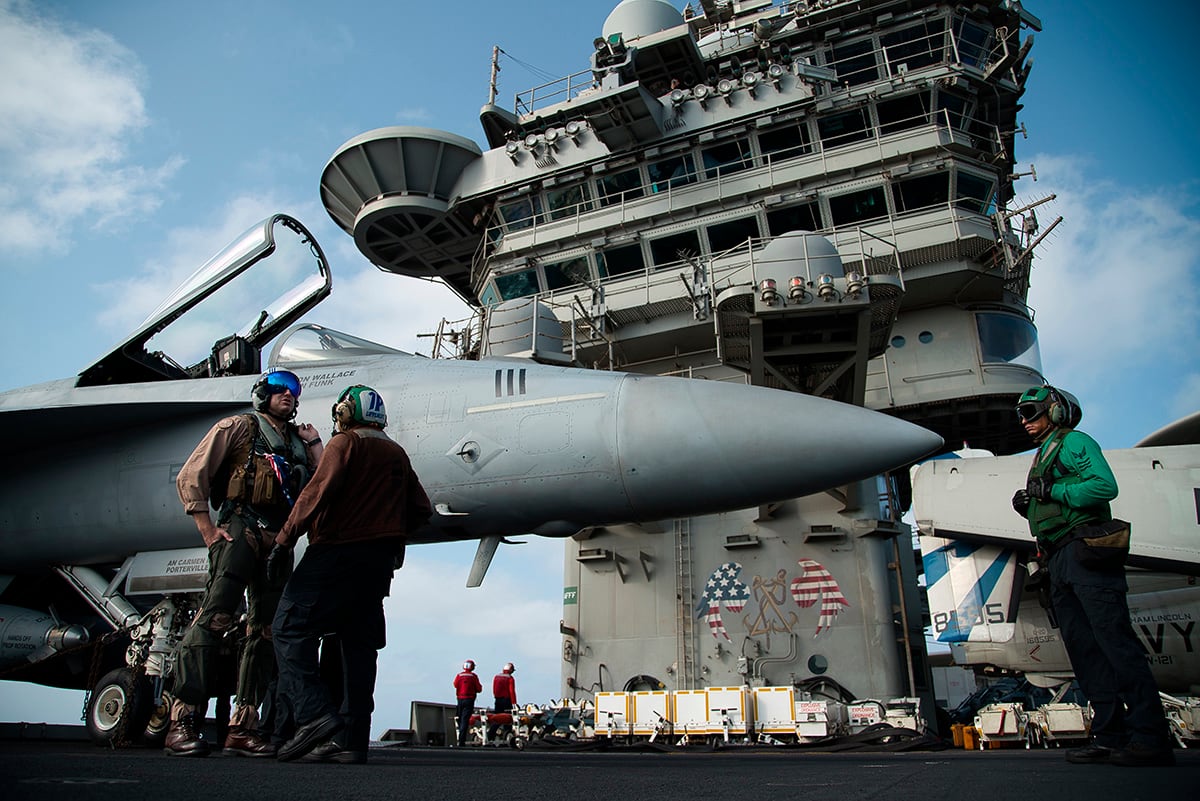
[622,352,749,384]
[482,102,998,252]
[489,188,999,326]
[514,68,597,118]
[425,310,486,361]
[496,222,908,366]
[480,174,992,330]
[508,5,1002,118]
[554,226,901,309]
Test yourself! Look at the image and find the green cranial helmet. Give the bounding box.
[1015,385,1082,428]
[331,384,388,429]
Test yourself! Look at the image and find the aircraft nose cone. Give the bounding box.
[614,375,942,519]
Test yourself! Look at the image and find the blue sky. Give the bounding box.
[1,0,1197,728]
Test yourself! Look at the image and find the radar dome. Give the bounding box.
[602,0,685,41]
[757,231,845,277]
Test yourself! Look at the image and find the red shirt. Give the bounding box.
[454,670,482,699]
[493,673,516,703]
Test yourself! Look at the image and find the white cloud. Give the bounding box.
[395,107,434,124]
[1023,154,1200,407]
[80,187,472,374]
[93,194,300,334]
[0,0,182,258]
[316,237,471,355]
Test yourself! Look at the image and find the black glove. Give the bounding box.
[265,542,293,585]
[1025,557,1049,590]
[1011,489,1030,517]
[1026,476,1053,502]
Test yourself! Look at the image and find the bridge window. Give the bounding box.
[498,196,542,232]
[831,37,879,86]
[493,268,541,301]
[977,312,1041,372]
[596,167,645,207]
[956,172,995,214]
[706,216,760,253]
[767,202,822,235]
[881,18,947,73]
[542,256,592,290]
[596,242,646,277]
[953,17,992,69]
[891,172,950,214]
[934,89,971,130]
[648,153,697,193]
[828,186,887,226]
[701,138,752,179]
[757,120,813,163]
[818,109,872,149]
[649,229,701,267]
[545,183,592,221]
[877,93,931,135]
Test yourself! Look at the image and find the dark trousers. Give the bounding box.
[272,540,394,751]
[1049,546,1170,748]
[174,517,289,709]
[456,698,475,746]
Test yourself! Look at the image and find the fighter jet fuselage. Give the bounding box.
[0,214,943,705]
[1,344,942,570]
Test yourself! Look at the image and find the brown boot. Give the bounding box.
[164,712,210,757]
[223,727,277,757]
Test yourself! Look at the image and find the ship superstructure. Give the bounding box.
[319,0,1049,718]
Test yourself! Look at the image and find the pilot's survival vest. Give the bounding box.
[218,412,311,530]
[1025,428,1110,545]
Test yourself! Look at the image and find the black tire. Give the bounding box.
[85,668,153,747]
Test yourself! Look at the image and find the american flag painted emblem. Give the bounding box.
[790,559,849,635]
[695,562,750,641]
[265,454,294,506]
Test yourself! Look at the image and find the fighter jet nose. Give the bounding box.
[614,375,942,519]
[893,420,946,463]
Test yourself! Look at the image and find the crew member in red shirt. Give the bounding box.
[493,662,517,714]
[454,660,482,746]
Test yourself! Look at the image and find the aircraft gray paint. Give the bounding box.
[0,213,941,730]
[913,427,1200,694]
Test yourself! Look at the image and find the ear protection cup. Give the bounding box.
[1046,385,1067,426]
[252,384,271,413]
[331,386,359,429]
[331,384,387,429]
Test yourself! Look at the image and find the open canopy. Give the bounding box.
[78,214,332,386]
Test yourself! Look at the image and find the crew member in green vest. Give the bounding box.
[168,370,324,757]
[1012,385,1172,767]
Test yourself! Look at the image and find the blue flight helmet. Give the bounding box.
[331,384,388,430]
[251,369,302,419]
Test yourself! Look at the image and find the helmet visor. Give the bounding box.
[263,370,302,398]
[1015,402,1045,423]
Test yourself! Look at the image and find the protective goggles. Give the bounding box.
[1015,402,1046,423]
[262,370,302,398]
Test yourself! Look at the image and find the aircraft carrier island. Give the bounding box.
[318,0,1058,737]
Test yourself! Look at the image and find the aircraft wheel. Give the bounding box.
[85,668,153,747]
[140,690,172,746]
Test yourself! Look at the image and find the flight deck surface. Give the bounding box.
[1,737,1194,801]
